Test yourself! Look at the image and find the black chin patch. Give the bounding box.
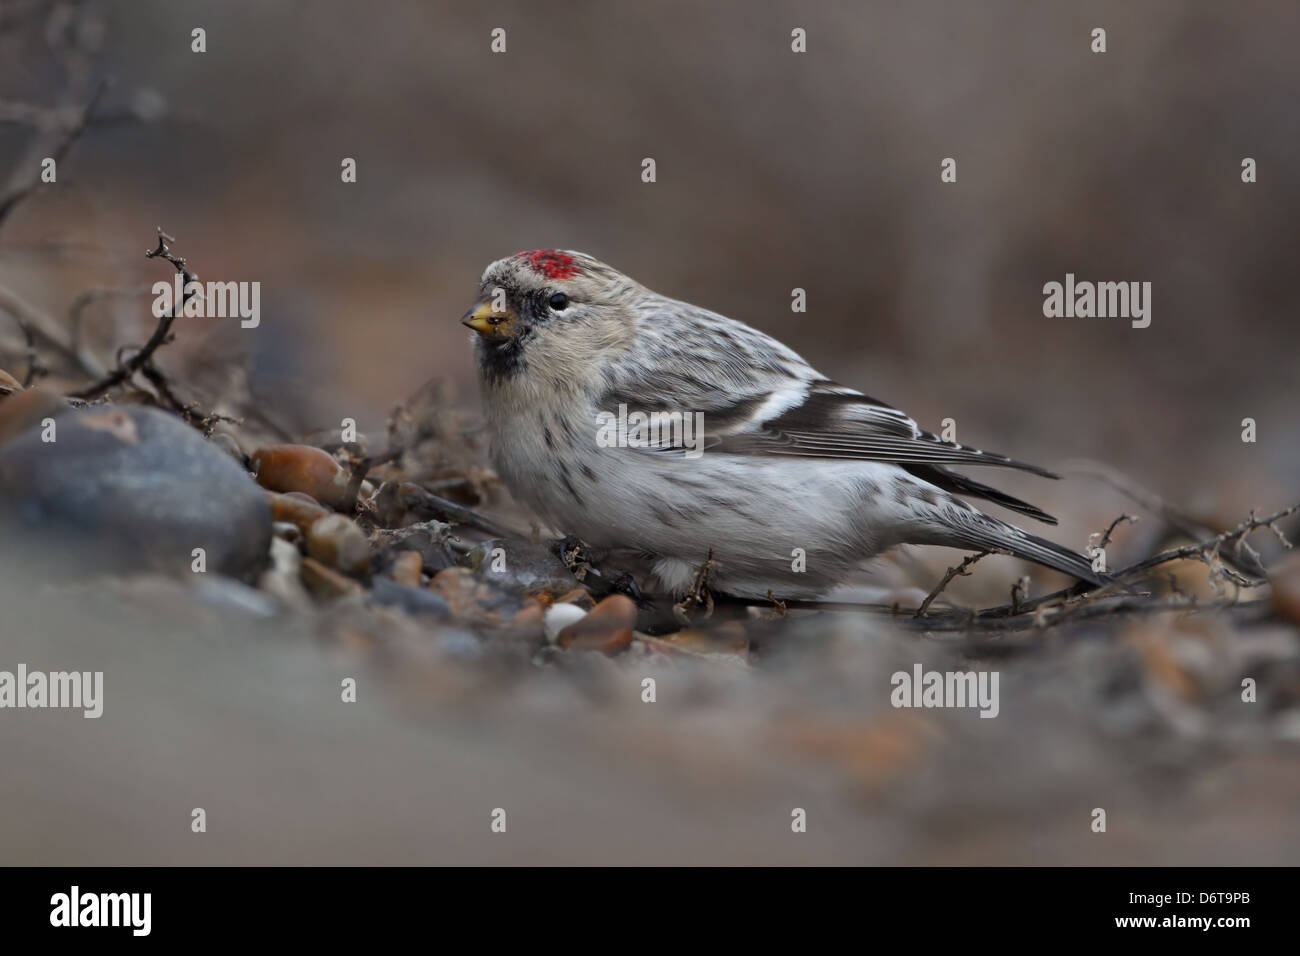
[477,333,528,382]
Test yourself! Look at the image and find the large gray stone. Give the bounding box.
[0,405,271,579]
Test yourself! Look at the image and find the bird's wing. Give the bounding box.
[602,300,1057,478]
[597,299,1059,522]
[709,379,1059,479]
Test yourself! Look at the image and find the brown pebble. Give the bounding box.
[0,385,69,447]
[250,443,354,510]
[430,566,472,593]
[557,594,637,654]
[265,490,331,535]
[305,514,372,575]
[508,600,546,639]
[389,550,423,587]
[663,623,749,659]
[429,566,504,625]
[300,555,363,598]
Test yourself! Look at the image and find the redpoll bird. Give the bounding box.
[462,249,1101,599]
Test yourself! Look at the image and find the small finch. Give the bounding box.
[462,249,1102,599]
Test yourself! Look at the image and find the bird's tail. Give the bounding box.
[915,504,1107,587]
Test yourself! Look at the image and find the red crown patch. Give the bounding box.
[518,249,581,280]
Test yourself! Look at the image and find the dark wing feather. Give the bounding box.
[711,383,1061,480]
[901,463,1058,525]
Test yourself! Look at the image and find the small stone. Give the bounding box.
[266,490,331,534]
[661,622,750,659]
[305,514,371,576]
[272,520,302,543]
[509,600,546,638]
[468,537,581,595]
[192,576,278,618]
[543,602,588,643]
[0,385,70,447]
[369,577,451,619]
[389,550,423,587]
[374,521,457,574]
[250,443,355,511]
[556,594,636,654]
[300,555,362,599]
[429,566,520,625]
[259,536,311,608]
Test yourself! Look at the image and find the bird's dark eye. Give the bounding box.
[548,292,569,311]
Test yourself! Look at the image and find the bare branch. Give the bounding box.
[0,280,106,377]
[0,77,109,231]
[1092,513,1137,552]
[68,229,193,400]
[1106,502,1300,589]
[674,549,717,623]
[915,551,990,618]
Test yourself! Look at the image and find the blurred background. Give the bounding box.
[3,0,1298,508]
[2,0,1298,865]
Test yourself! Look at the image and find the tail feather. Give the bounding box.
[920,501,1106,587]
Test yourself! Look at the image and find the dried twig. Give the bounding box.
[1105,502,1298,589]
[1010,574,1030,615]
[673,549,717,623]
[68,229,193,400]
[0,77,109,230]
[2,302,41,385]
[392,482,514,537]
[1093,513,1137,551]
[0,281,106,377]
[915,551,989,617]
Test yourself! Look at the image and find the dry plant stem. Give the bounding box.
[673,549,717,622]
[902,598,1270,635]
[68,230,193,400]
[1066,459,1269,578]
[395,483,514,538]
[8,307,39,385]
[1103,502,1298,588]
[0,77,109,229]
[342,445,406,514]
[0,282,106,377]
[1096,513,1137,550]
[914,551,990,618]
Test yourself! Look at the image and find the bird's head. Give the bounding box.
[462,250,639,383]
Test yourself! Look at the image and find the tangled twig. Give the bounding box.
[0,77,109,230]
[915,551,990,618]
[68,229,193,401]
[1092,513,1138,552]
[674,549,717,623]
